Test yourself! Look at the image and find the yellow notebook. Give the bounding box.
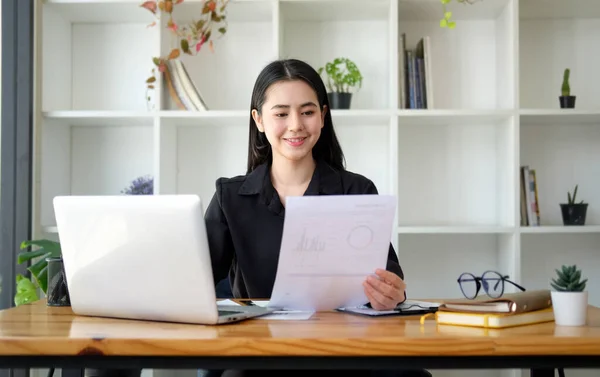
[421,307,554,329]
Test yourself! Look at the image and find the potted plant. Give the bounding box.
[559,68,576,108]
[15,239,70,307]
[560,184,588,225]
[317,57,363,109]
[551,265,588,326]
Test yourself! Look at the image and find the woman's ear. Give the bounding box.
[252,109,264,133]
[321,105,328,128]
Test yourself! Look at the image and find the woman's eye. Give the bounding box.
[303,111,314,116]
[275,113,287,118]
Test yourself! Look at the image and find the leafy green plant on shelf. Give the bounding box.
[440,0,483,29]
[14,239,62,306]
[317,57,363,110]
[140,0,230,106]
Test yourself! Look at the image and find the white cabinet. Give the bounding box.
[32,4,600,376]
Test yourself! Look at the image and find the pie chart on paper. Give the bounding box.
[347,225,373,250]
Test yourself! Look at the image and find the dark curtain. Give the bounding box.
[0,0,34,377]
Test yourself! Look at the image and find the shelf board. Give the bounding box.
[398,109,514,126]
[42,111,154,126]
[42,226,58,234]
[159,110,247,127]
[397,226,514,234]
[45,0,272,23]
[159,109,391,127]
[520,0,600,20]
[398,0,511,21]
[45,0,157,23]
[44,225,600,235]
[280,0,390,21]
[174,0,273,22]
[520,109,600,125]
[520,225,600,234]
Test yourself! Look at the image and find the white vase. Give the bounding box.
[551,291,588,326]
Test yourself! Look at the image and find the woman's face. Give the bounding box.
[252,79,327,166]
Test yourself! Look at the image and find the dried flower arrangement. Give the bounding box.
[140,0,229,106]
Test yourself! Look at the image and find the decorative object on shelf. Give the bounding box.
[141,0,229,109]
[560,184,587,225]
[14,239,70,307]
[164,59,209,111]
[317,57,363,110]
[439,0,482,29]
[122,175,154,195]
[559,68,576,108]
[550,265,588,326]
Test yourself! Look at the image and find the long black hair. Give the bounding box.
[246,58,346,174]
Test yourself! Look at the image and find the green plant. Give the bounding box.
[551,265,587,292]
[14,239,62,306]
[317,57,363,94]
[439,0,482,29]
[561,68,571,97]
[567,184,585,204]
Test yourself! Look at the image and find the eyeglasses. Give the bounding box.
[457,270,526,299]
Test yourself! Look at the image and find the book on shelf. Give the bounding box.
[521,165,541,226]
[399,33,433,109]
[421,290,554,329]
[164,59,209,111]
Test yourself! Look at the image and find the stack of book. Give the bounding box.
[399,33,434,109]
[425,290,554,329]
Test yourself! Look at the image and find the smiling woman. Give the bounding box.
[201,59,428,377]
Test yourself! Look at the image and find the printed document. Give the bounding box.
[269,194,396,311]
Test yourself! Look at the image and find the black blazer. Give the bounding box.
[204,159,404,299]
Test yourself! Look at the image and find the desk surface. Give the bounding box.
[2,301,600,357]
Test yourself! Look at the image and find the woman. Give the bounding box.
[203,59,431,377]
[204,58,407,310]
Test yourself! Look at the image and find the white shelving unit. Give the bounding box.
[31,1,600,376]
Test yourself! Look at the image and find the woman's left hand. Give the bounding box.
[363,268,406,311]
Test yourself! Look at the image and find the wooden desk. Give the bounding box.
[1,301,600,371]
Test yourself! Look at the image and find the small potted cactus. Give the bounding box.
[559,68,576,108]
[550,265,588,326]
[560,184,588,225]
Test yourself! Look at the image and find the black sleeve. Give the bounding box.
[363,179,407,303]
[204,178,235,286]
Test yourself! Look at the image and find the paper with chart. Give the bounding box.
[269,195,396,311]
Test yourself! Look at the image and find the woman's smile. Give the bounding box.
[284,136,307,147]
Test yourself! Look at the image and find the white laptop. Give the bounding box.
[53,194,275,325]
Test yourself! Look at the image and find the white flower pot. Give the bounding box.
[551,291,588,326]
